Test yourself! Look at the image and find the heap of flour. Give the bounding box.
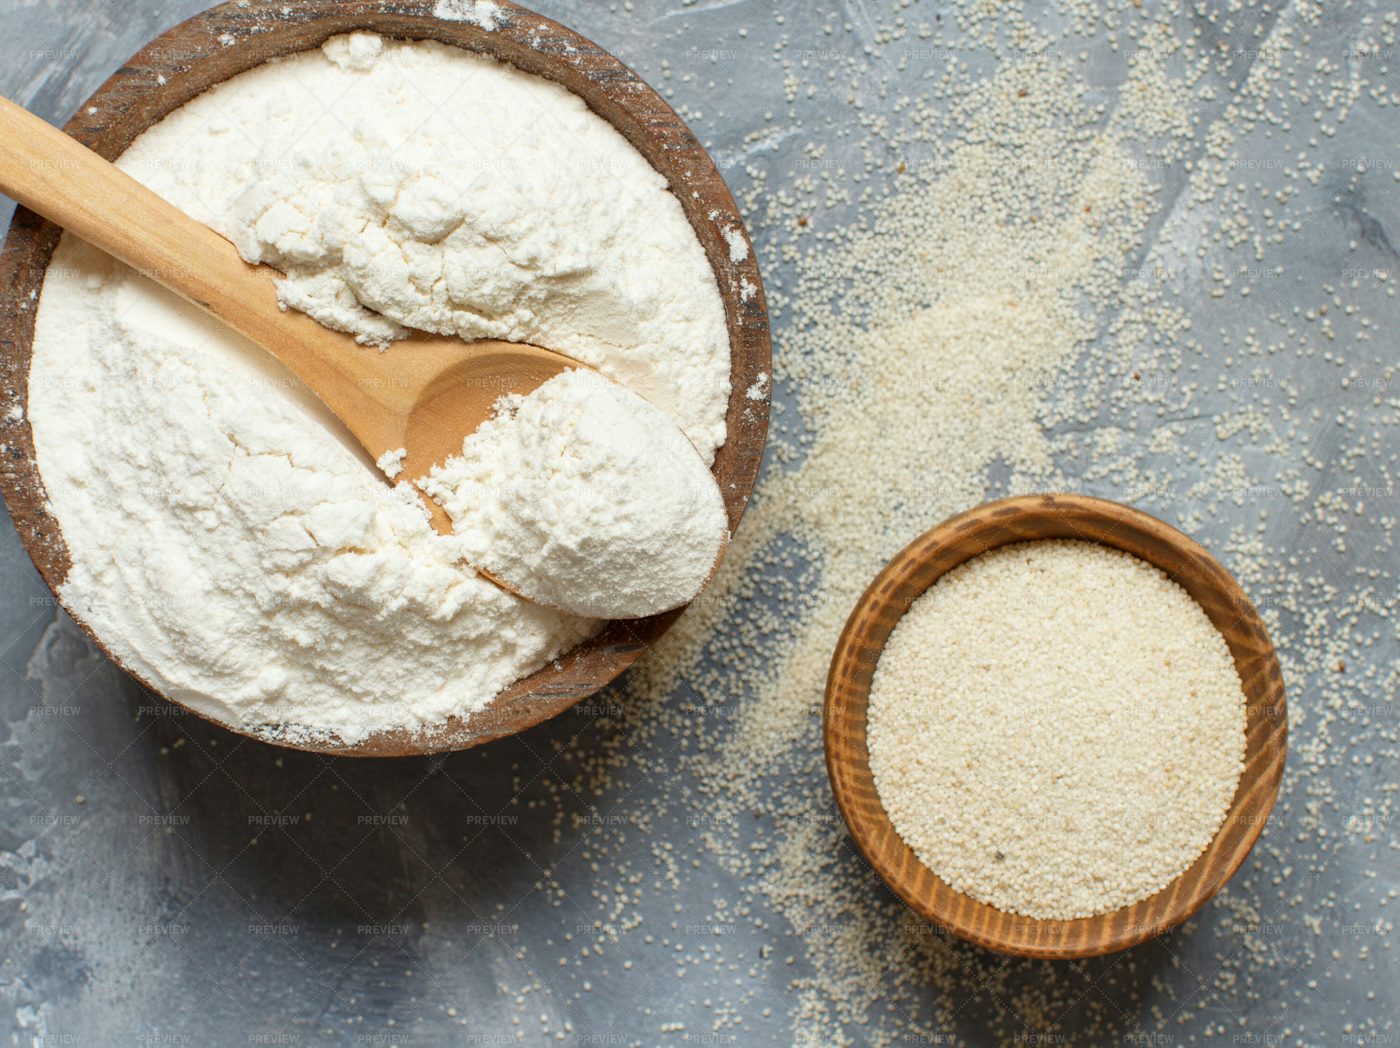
[228,32,729,462]
[26,34,730,744]
[419,370,728,619]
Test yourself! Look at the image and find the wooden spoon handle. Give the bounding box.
[0,95,389,432]
[0,97,273,333]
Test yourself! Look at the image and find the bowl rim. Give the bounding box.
[823,492,1288,959]
[0,0,771,757]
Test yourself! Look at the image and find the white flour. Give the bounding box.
[432,1,504,30]
[26,35,729,744]
[419,370,728,619]
[375,447,406,480]
[231,33,729,462]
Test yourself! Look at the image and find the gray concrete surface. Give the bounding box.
[1,1,1397,1046]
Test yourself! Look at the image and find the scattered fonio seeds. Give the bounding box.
[867,540,1247,920]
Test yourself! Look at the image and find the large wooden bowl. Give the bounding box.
[0,0,770,757]
[824,494,1287,958]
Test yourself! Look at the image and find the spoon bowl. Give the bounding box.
[394,335,577,491]
[824,493,1287,958]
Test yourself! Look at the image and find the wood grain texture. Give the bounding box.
[0,0,770,757]
[823,493,1287,959]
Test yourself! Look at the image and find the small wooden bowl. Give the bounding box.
[0,0,770,756]
[824,493,1287,959]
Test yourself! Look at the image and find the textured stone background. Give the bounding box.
[1,1,1397,1046]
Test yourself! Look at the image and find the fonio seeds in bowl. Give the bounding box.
[17,28,754,748]
[865,539,1248,922]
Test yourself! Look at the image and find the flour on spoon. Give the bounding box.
[419,369,728,619]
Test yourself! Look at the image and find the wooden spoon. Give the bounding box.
[0,94,571,537]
